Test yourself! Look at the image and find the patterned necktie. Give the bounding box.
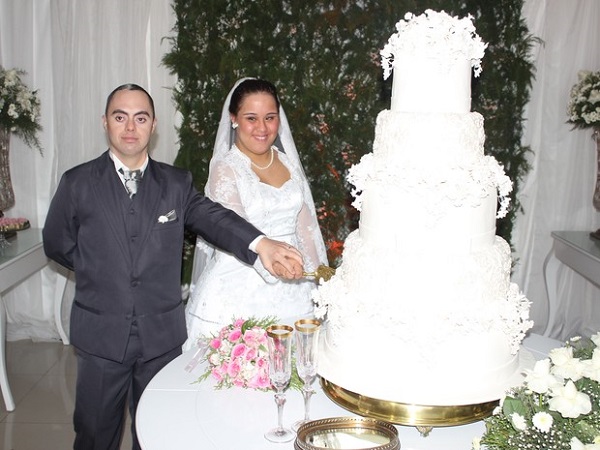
[120,168,142,198]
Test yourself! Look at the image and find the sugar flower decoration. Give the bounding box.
[380,9,487,80]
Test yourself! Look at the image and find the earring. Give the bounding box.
[232,122,238,129]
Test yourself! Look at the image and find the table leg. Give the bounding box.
[53,269,70,345]
[542,245,561,337]
[0,294,15,411]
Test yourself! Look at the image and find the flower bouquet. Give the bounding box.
[196,317,300,391]
[0,67,42,153]
[567,70,600,130]
[478,333,600,450]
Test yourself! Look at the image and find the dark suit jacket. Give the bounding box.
[43,151,261,362]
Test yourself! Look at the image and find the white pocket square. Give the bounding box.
[158,210,176,223]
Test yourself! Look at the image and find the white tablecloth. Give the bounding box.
[136,333,561,450]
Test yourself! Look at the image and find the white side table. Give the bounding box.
[0,228,69,411]
[543,231,600,337]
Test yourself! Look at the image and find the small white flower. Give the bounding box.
[571,436,600,450]
[581,349,600,382]
[549,380,592,418]
[510,412,527,431]
[550,346,585,381]
[471,436,481,450]
[532,411,553,432]
[524,358,562,394]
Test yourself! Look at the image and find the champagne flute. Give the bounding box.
[264,324,295,443]
[292,318,321,432]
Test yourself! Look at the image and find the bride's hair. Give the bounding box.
[228,79,281,115]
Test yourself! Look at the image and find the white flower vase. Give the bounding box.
[594,128,600,212]
[592,128,600,240]
[0,127,15,213]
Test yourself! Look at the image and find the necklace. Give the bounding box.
[250,147,275,170]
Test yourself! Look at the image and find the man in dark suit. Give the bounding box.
[43,83,304,450]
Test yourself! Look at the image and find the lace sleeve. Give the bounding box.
[205,158,248,220]
[291,164,328,272]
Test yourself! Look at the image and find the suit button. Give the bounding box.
[131,280,140,287]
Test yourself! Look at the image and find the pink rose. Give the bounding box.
[211,367,224,383]
[245,348,257,361]
[248,367,271,389]
[227,359,241,378]
[231,343,247,358]
[228,329,242,342]
[248,375,269,389]
[209,338,222,350]
[256,357,268,369]
[234,318,246,328]
[243,328,261,347]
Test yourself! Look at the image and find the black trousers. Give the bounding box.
[73,320,181,450]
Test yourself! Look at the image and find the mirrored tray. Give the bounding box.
[294,417,400,450]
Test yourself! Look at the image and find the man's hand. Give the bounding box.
[255,237,304,279]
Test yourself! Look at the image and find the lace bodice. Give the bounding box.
[206,145,325,270]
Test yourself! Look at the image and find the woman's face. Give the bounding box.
[231,92,280,158]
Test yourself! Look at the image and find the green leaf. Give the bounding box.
[502,396,528,417]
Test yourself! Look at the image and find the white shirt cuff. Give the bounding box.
[249,235,265,253]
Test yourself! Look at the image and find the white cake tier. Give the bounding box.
[348,111,513,224]
[314,231,515,324]
[359,184,497,253]
[391,55,472,113]
[373,111,485,165]
[318,325,531,406]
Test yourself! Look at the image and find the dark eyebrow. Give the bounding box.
[241,111,279,117]
[110,109,152,118]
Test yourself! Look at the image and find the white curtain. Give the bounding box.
[0,0,178,341]
[515,0,600,340]
[1,0,599,343]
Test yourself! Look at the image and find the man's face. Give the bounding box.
[102,89,156,167]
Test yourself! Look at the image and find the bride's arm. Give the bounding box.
[205,159,249,220]
[293,167,328,272]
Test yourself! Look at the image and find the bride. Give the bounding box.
[183,78,328,350]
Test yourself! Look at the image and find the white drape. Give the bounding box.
[0,0,598,343]
[0,0,178,341]
[515,0,600,340]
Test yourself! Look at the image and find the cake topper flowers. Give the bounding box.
[0,67,42,153]
[567,70,600,130]
[477,333,600,450]
[380,9,487,80]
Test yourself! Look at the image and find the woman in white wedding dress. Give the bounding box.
[182,79,327,350]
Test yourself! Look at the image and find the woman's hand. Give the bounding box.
[255,237,304,279]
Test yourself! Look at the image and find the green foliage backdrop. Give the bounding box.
[163,0,536,279]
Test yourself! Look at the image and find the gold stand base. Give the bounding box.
[320,378,498,428]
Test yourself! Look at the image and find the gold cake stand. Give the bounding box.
[320,378,498,435]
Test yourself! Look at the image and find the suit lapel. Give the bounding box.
[130,158,163,265]
[92,151,134,267]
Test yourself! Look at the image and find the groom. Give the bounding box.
[43,83,304,450]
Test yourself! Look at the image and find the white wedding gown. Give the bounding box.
[182,146,326,351]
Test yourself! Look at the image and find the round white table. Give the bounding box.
[136,333,561,450]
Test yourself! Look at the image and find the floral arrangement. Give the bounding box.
[196,317,300,391]
[477,333,600,450]
[567,70,600,130]
[380,9,487,80]
[0,67,42,153]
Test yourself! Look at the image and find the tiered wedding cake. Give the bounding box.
[314,10,533,407]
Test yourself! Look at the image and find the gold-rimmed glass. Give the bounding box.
[292,318,321,432]
[264,324,295,443]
